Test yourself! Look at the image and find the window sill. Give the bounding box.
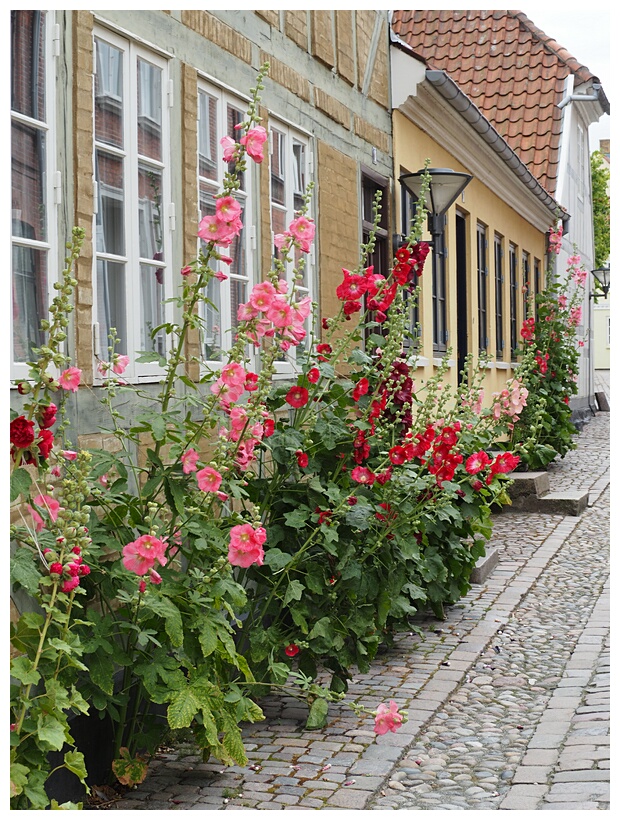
[495,361,510,370]
[432,358,455,368]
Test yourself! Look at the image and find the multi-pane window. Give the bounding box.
[11,10,56,375]
[93,30,171,379]
[198,84,254,363]
[432,223,447,352]
[522,251,530,320]
[476,223,488,353]
[270,121,313,369]
[509,243,518,358]
[361,171,389,277]
[494,234,504,359]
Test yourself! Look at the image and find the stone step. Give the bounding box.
[508,471,550,499]
[502,489,588,516]
[469,547,499,584]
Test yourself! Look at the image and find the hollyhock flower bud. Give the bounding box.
[139,580,147,594]
[49,563,63,576]
[16,382,31,395]
[61,577,80,593]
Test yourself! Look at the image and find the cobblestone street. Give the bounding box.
[110,381,610,812]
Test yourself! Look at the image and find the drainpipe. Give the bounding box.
[557,84,603,109]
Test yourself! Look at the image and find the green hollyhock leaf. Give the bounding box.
[283,579,305,606]
[63,750,88,785]
[306,697,329,729]
[198,622,218,657]
[284,507,311,529]
[263,548,293,571]
[87,653,115,695]
[51,799,84,809]
[23,768,50,808]
[10,467,32,502]
[10,547,42,595]
[37,713,68,751]
[10,762,29,798]
[10,655,41,686]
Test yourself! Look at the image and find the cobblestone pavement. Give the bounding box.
[111,410,610,811]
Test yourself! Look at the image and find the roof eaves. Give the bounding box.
[425,69,567,221]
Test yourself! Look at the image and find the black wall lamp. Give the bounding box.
[399,167,473,244]
[591,266,610,299]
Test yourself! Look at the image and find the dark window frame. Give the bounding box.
[509,243,518,358]
[476,222,488,353]
[494,233,504,359]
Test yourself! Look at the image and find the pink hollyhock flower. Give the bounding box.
[227,523,267,567]
[249,281,277,312]
[196,465,223,493]
[569,306,582,327]
[237,301,260,322]
[240,126,268,163]
[122,534,168,576]
[220,361,247,388]
[274,232,292,251]
[374,700,403,735]
[112,354,130,375]
[285,386,309,409]
[27,505,45,533]
[465,451,492,475]
[210,378,244,405]
[181,448,200,474]
[149,568,162,585]
[220,135,237,162]
[33,494,61,523]
[61,577,80,594]
[216,195,242,224]
[289,216,315,252]
[214,270,228,282]
[51,465,62,478]
[59,367,82,392]
[266,297,294,328]
[61,450,78,461]
[181,265,192,277]
[558,294,568,308]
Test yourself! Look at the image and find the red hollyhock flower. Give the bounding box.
[263,418,275,437]
[296,450,309,468]
[376,467,392,485]
[39,403,57,429]
[343,299,362,317]
[351,466,375,485]
[392,261,412,285]
[347,496,358,505]
[465,451,491,475]
[395,247,411,264]
[490,452,520,476]
[316,343,332,362]
[10,416,35,450]
[244,372,259,391]
[336,271,367,301]
[563,396,570,405]
[317,509,332,525]
[37,429,54,460]
[352,377,370,402]
[471,479,483,492]
[321,318,330,330]
[285,643,300,657]
[389,445,406,465]
[307,367,320,383]
[285,386,309,408]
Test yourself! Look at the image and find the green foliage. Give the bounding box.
[591,151,610,270]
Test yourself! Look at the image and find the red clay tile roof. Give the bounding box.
[391,9,605,196]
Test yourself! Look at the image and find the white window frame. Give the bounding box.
[268,119,315,377]
[92,27,173,383]
[197,80,256,371]
[10,10,58,382]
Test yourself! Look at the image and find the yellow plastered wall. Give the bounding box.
[393,112,548,403]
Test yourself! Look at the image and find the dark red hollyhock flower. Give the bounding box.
[285,386,309,409]
[410,241,430,276]
[307,367,320,383]
[347,496,358,505]
[321,318,330,330]
[39,403,57,429]
[375,467,392,485]
[392,261,412,285]
[10,416,35,450]
[317,509,332,525]
[471,479,483,492]
[395,246,411,264]
[263,418,275,437]
[296,450,309,468]
[343,299,362,317]
[285,643,300,657]
[37,428,55,460]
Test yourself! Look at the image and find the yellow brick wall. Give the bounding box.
[284,10,307,50]
[335,11,355,87]
[310,10,335,68]
[181,11,252,64]
[73,12,95,382]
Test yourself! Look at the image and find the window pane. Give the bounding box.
[227,104,244,188]
[11,121,46,242]
[204,276,222,362]
[12,243,47,362]
[11,10,45,121]
[138,164,164,261]
[198,91,218,181]
[95,150,125,255]
[140,263,166,355]
[270,129,286,206]
[94,39,124,148]
[137,58,162,161]
[292,140,306,213]
[97,259,127,356]
[229,197,247,280]
[229,277,247,335]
